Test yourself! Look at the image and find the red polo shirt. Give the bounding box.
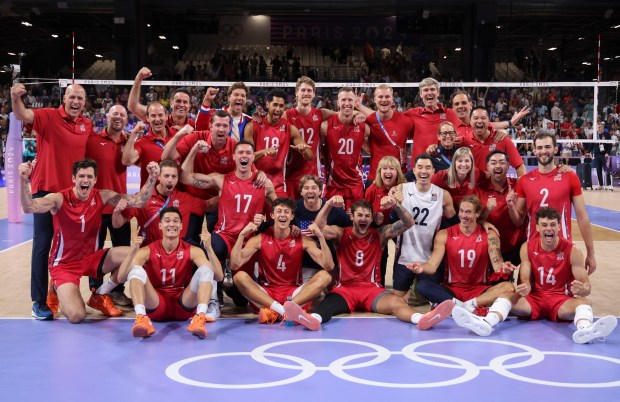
[134,129,172,186]
[86,130,128,214]
[460,128,524,173]
[405,104,460,160]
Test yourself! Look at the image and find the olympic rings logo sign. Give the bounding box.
[220,23,243,38]
[165,338,620,389]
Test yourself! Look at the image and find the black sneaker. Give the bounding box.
[32,301,53,320]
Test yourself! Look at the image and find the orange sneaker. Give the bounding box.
[46,282,59,315]
[87,291,123,317]
[283,301,320,331]
[132,314,156,337]
[187,313,208,338]
[258,308,281,324]
[417,300,455,330]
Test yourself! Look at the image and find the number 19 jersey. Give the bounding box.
[444,224,490,286]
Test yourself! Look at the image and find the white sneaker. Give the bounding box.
[452,306,493,336]
[573,315,617,344]
[204,300,221,322]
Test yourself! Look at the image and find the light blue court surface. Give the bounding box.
[1,317,618,401]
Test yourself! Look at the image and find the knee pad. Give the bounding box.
[190,265,215,293]
[127,265,147,285]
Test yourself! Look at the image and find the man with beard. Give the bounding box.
[122,102,171,186]
[475,151,527,265]
[459,107,526,176]
[128,67,194,134]
[196,82,251,141]
[507,133,596,274]
[244,90,312,199]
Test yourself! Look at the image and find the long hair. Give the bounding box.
[447,147,476,189]
[373,156,406,189]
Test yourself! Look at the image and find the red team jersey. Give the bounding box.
[336,227,383,287]
[86,131,127,214]
[216,171,266,249]
[176,130,238,199]
[49,188,104,267]
[257,232,304,287]
[285,107,323,181]
[144,240,194,297]
[134,130,172,186]
[460,129,524,173]
[124,188,207,245]
[444,224,490,286]
[528,237,574,295]
[165,115,195,136]
[252,120,292,194]
[30,106,92,193]
[515,167,582,240]
[324,114,366,188]
[404,105,460,161]
[364,184,391,225]
[365,111,413,180]
[431,168,482,209]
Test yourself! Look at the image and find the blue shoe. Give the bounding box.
[32,301,53,320]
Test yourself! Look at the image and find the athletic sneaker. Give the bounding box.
[258,308,281,324]
[573,315,618,344]
[31,301,53,321]
[205,300,220,322]
[132,314,156,337]
[452,305,493,336]
[110,290,133,307]
[46,283,59,315]
[87,291,123,317]
[417,300,455,330]
[187,313,208,338]
[283,300,320,331]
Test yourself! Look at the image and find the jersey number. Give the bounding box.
[411,207,429,226]
[355,250,364,267]
[300,128,315,145]
[277,254,286,272]
[234,194,253,213]
[539,188,549,207]
[338,138,355,155]
[458,249,476,268]
[79,215,86,233]
[537,267,557,286]
[160,268,176,286]
[264,137,280,149]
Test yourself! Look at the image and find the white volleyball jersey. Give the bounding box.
[397,182,444,264]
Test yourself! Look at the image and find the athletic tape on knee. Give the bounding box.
[491,297,512,322]
[127,265,147,285]
[574,304,593,325]
[190,265,215,293]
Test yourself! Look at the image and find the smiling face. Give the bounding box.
[157,166,179,195]
[296,83,315,107]
[233,143,255,174]
[267,96,286,124]
[146,103,167,135]
[210,115,231,148]
[536,217,560,248]
[337,90,356,118]
[271,204,294,230]
[301,179,322,209]
[228,88,247,116]
[374,87,393,114]
[171,91,190,120]
[351,207,373,236]
[159,211,182,239]
[455,154,473,178]
[533,136,558,167]
[451,93,472,121]
[379,163,399,189]
[72,167,97,200]
[438,122,456,149]
[420,84,438,109]
[458,201,480,227]
[486,152,509,184]
[63,85,86,121]
[106,105,128,133]
[470,108,490,138]
[413,157,435,185]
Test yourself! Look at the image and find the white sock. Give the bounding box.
[311,313,323,323]
[270,301,285,316]
[196,303,208,315]
[453,298,464,308]
[134,304,146,316]
[484,313,501,327]
[463,298,477,313]
[411,312,423,324]
[96,278,118,295]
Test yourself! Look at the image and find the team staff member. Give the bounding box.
[195,82,251,139]
[11,83,94,320]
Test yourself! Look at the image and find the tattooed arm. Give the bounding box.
[487,230,505,272]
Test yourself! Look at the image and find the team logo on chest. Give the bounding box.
[354,125,360,133]
[431,193,438,202]
[312,114,319,122]
[489,143,497,152]
[280,125,286,132]
[220,157,229,165]
[289,239,296,248]
[90,198,96,207]
[476,234,482,243]
[440,113,446,119]
[80,124,86,132]
[557,251,565,261]
[554,174,563,181]
[173,199,180,208]
[177,251,184,260]
[391,130,397,137]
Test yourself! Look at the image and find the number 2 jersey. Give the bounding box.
[49,187,104,267]
[527,237,574,295]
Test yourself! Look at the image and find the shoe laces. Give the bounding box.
[263,309,280,324]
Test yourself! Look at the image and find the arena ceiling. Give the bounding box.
[0,0,619,81]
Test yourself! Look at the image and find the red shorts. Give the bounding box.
[148,287,195,322]
[445,283,491,302]
[330,283,388,313]
[324,184,364,210]
[525,291,572,322]
[49,249,108,288]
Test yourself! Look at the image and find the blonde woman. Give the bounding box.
[431,147,483,209]
[365,156,407,226]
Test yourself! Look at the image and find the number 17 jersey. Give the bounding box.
[215,171,266,240]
